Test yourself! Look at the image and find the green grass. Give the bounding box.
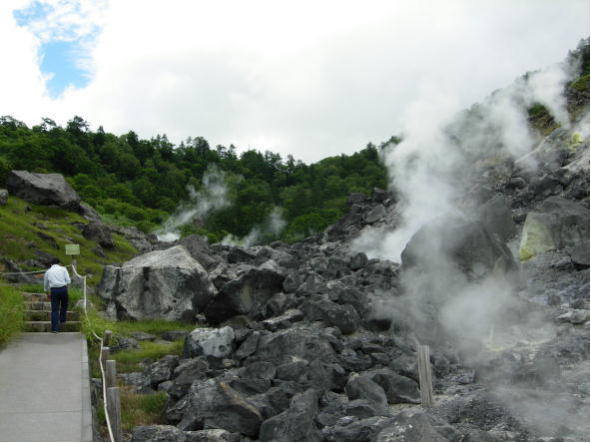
[111,340,184,373]
[82,308,197,376]
[96,388,168,439]
[0,282,24,346]
[0,196,139,286]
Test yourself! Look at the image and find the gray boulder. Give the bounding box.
[131,425,185,442]
[79,201,102,222]
[301,298,361,334]
[251,326,337,366]
[204,266,285,324]
[184,429,240,442]
[0,189,7,206]
[259,389,322,441]
[401,219,518,281]
[181,379,263,437]
[179,235,219,270]
[183,326,235,359]
[519,196,589,265]
[82,221,114,249]
[478,195,517,242]
[345,373,388,413]
[98,245,216,322]
[145,355,179,388]
[366,368,421,404]
[6,170,80,209]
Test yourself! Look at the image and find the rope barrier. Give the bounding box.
[0,269,46,276]
[70,264,115,443]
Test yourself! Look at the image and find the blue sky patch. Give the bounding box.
[39,40,90,98]
[13,1,95,98]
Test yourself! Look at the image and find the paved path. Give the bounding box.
[0,333,92,442]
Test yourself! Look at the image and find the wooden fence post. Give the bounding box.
[101,347,110,370]
[107,386,122,441]
[417,344,434,407]
[106,360,117,388]
[104,330,112,347]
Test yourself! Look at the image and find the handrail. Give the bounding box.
[70,264,116,443]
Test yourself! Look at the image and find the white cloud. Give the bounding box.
[2,0,589,162]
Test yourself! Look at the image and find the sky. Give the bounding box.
[1,0,589,163]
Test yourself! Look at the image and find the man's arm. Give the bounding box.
[44,271,50,295]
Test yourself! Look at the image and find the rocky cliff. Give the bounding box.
[96,43,590,442]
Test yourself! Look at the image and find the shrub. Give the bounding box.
[0,283,24,346]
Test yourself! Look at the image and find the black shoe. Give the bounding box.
[52,331,58,334]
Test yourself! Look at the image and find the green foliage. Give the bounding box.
[0,196,138,286]
[570,74,590,93]
[0,282,24,346]
[0,115,390,245]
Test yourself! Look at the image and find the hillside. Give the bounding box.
[0,195,138,286]
[0,117,389,245]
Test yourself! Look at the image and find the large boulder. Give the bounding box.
[82,221,114,249]
[184,327,235,359]
[519,196,589,265]
[259,389,322,441]
[249,326,337,366]
[98,245,216,322]
[180,379,263,437]
[179,235,220,270]
[204,265,285,324]
[401,219,518,281]
[477,195,517,242]
[6,170,80,210]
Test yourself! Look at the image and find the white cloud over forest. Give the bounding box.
[1,0,589,162]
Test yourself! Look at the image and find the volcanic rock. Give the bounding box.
[259,389,322,442]
[184,326,235,360]
[6,170,80,210]
[204,265,285,324]
[98,245,216,322]
[82,221,114,249]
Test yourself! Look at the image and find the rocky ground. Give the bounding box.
[94,119,589,441]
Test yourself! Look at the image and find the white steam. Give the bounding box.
[156,165,230,242]
[222,207,286,247]
[352,60,574,262]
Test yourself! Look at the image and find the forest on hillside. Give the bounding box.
[0,118,394,243]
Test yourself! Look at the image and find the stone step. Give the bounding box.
[24,310,79,321]
[21,292,47,302]
[24,321,81,333]
[24,301,52,311]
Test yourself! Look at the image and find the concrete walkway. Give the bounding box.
[0,333,92,442]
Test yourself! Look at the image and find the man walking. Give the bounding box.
[43,258,71,333]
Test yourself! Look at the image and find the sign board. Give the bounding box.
[65,244,80,255]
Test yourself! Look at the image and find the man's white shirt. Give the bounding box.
[44,264,71,291]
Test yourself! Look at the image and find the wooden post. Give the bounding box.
[106,360,117,388]
[101,347,110,370]
[417,344,434,407]
[104,330,112,347]
[107,386,122,442]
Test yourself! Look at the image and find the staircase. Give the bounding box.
[22,292,81,332]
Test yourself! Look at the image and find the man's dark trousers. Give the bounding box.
[50,286,68,332]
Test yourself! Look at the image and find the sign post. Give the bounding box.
[65,244,80,267]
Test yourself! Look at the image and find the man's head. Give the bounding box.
[51,258,61,266]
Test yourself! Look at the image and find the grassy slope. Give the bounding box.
[0,196,138,286]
